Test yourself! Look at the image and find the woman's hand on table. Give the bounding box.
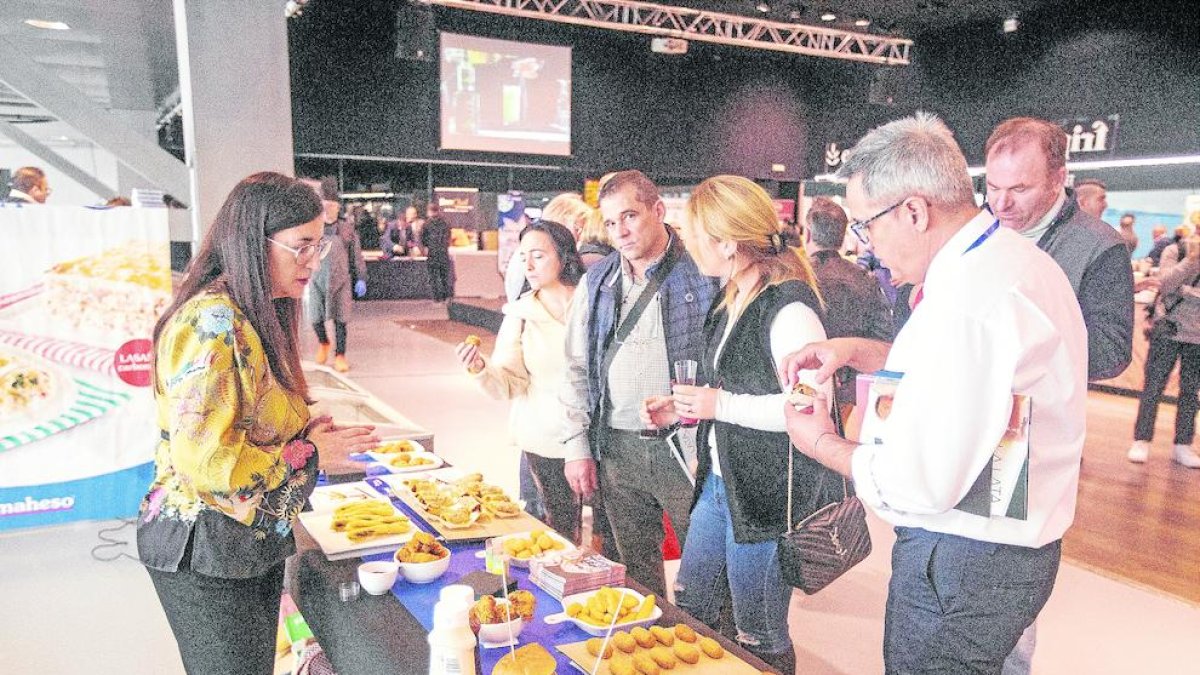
[308,421,380,467]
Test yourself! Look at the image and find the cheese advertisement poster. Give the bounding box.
[0,205,169,531]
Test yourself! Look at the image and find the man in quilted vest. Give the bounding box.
[559,170,717,597]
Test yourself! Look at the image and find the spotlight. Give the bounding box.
[1002,15,1020,33]
[854,18,871,27]
[787,3,805,21]
[820,12,837,22]
[756,1,771,13]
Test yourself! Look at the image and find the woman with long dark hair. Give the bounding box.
[642,176,839,674]
[455,220,587,542]
[138,172,379,674]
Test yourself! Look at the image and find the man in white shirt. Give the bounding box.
[780,112,1089,673]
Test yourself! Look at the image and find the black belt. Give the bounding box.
[608,425,678,439]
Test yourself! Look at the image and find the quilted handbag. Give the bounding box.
[777,399,872,594]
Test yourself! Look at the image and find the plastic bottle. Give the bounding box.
[428,600,477,675]
[439,584,475,607]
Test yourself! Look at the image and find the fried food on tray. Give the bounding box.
[672,642,700,664]
[395,531,448,563]
[491,643,555,675]
[371,439,416,454]
[697,636,725,659]
[469,589,536,626]
[329,501,411,542]
[672,623,697,643]
[385,452,434,468]
[502,529,567,560]
[401,473,522,526]
[788,381,817,413]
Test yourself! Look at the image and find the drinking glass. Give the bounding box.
[673,359,699,428]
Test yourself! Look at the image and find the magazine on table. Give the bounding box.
[856,370,1030,520]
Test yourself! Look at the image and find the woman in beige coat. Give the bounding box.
[455,220,586,541]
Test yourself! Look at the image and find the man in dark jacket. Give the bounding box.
[985,117,1134,382]
[559,170,717,598]
[984,116,1135,675]
[806,197,894,407]
[421,202,454,302]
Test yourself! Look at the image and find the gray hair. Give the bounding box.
[836,112,975,209]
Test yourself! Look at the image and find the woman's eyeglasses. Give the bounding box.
[269,237,332,264]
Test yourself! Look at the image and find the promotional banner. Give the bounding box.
[433,186,480,233]
[496,191,528,274]
[0,205,169,531]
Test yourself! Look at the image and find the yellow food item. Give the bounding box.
[585,637,613,659]
[609,653,636,675]
[491,643,555,675]
[395,531,449,563]
[635,594,657,619]
[330,501,411,542]
[631,626,656,649]
[698,637,725,659]
[502,530,566,559]
[386,452,434,468]
[465,334,482,347]
[650,625,675,646]
[672,642,700,665]
[470,590,536,625]
[566,602,583,618]
[632,653,661,675]
[371,439,416,454]
[672,623,697,643]
[612,631,636,653]
[648,647,677,669]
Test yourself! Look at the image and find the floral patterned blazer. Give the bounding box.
[137,289,317,579]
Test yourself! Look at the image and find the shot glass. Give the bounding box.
[338,580,361,602]
[673,359,699,428]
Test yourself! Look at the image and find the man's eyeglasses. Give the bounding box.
[849,199,906,246]
[269,237,332,264]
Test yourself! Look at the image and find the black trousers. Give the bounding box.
[428,258,453,301]
[145,546,285,675]
[312,320,348,355]
[524,451,582,544]
[1134,337,1200,445]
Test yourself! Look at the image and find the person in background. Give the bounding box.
[4,166,49,204]
[1147,224,1174,266]
[138,172,378,675]
[405,204,426,256]
[379,207,412,260]
[782,112,1088,675]
[642,175,838,674]
[455,221,587,542]
[1159,225,1194,269]
[305,177,367,373]
[560,170,717,597]
[505,193,608,301]
[1130,233,1200,468]
[1118,212,1139,257]
[806,197,895,410]
[985,117,1134,382]
[985,115,1134,675]
[1073,178,1108,220]
[422,201,454,303]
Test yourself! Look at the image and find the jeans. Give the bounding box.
[1134,337,1200,445]
[598,428,694,598]
[884,528,1060,674]
[675,473,794,673]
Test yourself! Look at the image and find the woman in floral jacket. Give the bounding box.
[138,173,378,674]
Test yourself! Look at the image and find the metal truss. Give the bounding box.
[421,0,911,65]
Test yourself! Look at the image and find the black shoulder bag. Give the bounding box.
[777,388,872,594]
[1146,271,1200,342]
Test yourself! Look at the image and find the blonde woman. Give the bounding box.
[456,220,586,541]
[642,175,841,674]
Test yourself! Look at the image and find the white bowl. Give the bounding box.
[357,561,400,595]
[543,587,662,637]
[395,552,452,584]
[477,616,525,647]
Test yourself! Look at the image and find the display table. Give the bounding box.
[362,249,503,300]
[1094,300,1180,400]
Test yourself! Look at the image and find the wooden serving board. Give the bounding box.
[556,638,762,675]
[387,483,548,542]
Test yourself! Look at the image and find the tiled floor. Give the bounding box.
[2,300,1197,674]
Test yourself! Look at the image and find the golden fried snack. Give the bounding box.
[789,382,817,413]
[608,653,636,675]
[612,631,636,653]
[585,637,613,659]
[698,637,725,659]
[648,647,677,669]
[464,335,482,347]
[632,653,661,675]
[508,590,536,621]
[672,623,697,643]
[672,642,700,665]
[395,531,448,563]
[650,625,675,646]
[631,626,656,649]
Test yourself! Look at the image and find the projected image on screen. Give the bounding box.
[440,33,571,156]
